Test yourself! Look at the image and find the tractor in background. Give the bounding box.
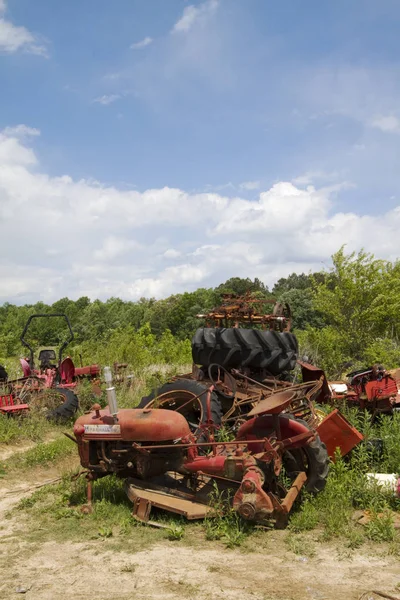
[0,314,100,420]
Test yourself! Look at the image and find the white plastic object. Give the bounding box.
[366,473,400,496]
[329,382,348,394]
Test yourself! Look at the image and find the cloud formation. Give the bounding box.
[130,36,153,49]
[93,94,121,106]
[171,0,219,34]
[0,1,47,56]
[370,115,400,134]
[1,125,400,304]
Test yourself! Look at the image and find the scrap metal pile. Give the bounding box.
[72,294,382,528]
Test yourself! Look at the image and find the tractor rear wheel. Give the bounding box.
[138,379,223,437]
[192,328,298,375]
[28,387,79,422]
[49,387,79,422]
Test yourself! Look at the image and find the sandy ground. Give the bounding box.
[0,450,399,600]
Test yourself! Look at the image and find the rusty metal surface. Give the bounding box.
[197,293,291,331]
[247,389,297,416]
[316,408,364,460]
[125,477,212,521]
[74,407,191,441]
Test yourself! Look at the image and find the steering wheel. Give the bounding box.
[207,364,237,399]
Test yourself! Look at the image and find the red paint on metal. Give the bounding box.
[74,407,191,442]
[363,377,398,401]
[317,408,363,460]
[19,358,31,377]
[183,455,226,475]
[236,414,311,452]
[75,364,100,377]
[60,357,75,384]
[233,466,274,519]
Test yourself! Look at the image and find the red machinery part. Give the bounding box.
[236,414,313,452]
[0,394,29,414]
[233,466,274,520]
[363,377,398,401]
[316,408,363,460]
[75,364,101,377]
[74,407,191,442]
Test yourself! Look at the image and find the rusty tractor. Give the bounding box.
[0,314,100,420]
[72,295,339,527]
[73,375,329,527]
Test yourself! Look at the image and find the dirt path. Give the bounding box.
[0,433,60,461]
[0,472,399,600]
[0,534,399,600]
[0,449,399,600]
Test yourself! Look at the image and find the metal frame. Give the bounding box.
[20,313,74,369]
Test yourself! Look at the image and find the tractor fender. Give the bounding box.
[236,414,311,453]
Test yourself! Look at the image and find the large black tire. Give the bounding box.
[48,387,79,422]
[138,379,223,436]
[0,364,8,382]
[192,328,298,375]
[282,416,329,493]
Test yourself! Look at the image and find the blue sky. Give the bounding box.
[1,0,400,303]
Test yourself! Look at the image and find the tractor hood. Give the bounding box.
[73,407,191,442]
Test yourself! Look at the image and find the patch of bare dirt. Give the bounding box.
[0,463,399,600]
[0,518,399,599]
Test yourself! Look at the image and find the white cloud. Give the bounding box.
[2,125,400,303]
[93,94,121,106]
[239,181,260,191]
[2,124,40,138]
[130,36,153,49]
[0,2,48,56]
[93,236,141,261]
[171,0,219,34]
[370,115,400,134]
[163,249,181,259]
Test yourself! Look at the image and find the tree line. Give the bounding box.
[1,248,400,377]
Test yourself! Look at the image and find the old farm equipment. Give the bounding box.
[300,362,400,418]
[0,314,99,420]
[138,294,362,461]
[71,296,330,526]
[73,369,329,527]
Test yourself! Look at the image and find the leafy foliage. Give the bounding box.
[2,251,400,379]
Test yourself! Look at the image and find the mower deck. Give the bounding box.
[123,469,307,528]
[125,473,215,526]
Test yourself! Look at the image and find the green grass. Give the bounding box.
[0,412,63,445]
[3,366,400,556]
[1,435,76,475]
[12,472,196,551]
[288,418,400,552]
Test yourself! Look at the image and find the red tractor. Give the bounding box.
[72,296,332,526]
[73,381,329,527]
[300,362,400,418]
[0,314,100,420]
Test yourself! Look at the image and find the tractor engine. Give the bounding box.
[73,406,192,480]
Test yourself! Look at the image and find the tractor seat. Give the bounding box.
[38,349,57,370]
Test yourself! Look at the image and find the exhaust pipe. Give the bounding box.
[104,366,119,421]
